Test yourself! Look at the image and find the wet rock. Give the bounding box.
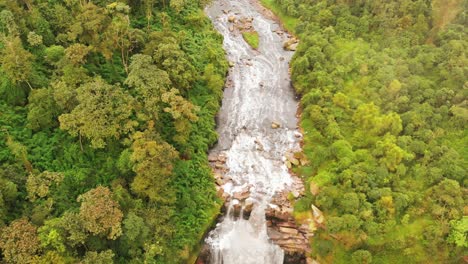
[232,199,242,213]
[218,153,227,163]
[279,56,285,61]
[294,131,302,138]
[214,163,227,170]
[277,221,297,228]
[216,186,224,197]
[275,208,292,221]
[283,38,299,51]
[245,61,253,66]
[233,188,250,201]
[274,30,284,35]
[244,198,255,213]
[267,228,283,240]
[228,15,236,23]
[287,43,298,51]
[208,153,219,162]
[215,177,224,186]
[271,121,281,129]
[279,227,299,235]
[291,190,300,198]
[254,139,264,151]
[222,9,229,14]
[311,204,324,224]
[229,25,234,32]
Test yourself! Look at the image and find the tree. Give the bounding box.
[67,2,111,57]
[125,54,172,121]
[6,136,33,173]
[0,218,40,264]
[125,54,198,143]
[27,88,60,131]
[0,36,34,89]
[77,186,123,240]
[64,43,91,66]
[351,250,372,264]
[447,216,467,248]
[38,212,87,250]
[130,125,178,203]
[0,10,19,36]
[26,171,64,202]
[81,250,115,264]
[144,32,196,91]
[161,88,199,143]
[427,179,464,220]
[59,77,137,148]
[105,3,144,73]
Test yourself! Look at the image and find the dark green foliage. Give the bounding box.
[0,0,227,263]
[269,0,467,262]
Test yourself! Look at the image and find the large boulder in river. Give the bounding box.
[271,121,281,129]
[283,38,299,51]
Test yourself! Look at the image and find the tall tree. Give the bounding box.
[0,218,40,264]
[77,186,123,240]
[0,36,34,89]
[59,77,137,149]
[130,124,178,203]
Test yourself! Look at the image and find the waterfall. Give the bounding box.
[204,0,300,263]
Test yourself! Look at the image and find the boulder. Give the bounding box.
[311,204,324,224]
[233,189,250,201]
[283,38,299,51]
[228,15,236,23]
[244,198,255,213]
[218,153,227,163]
[208,153,219,162]
[214,163,227,170]
[254,139,264,151]
[271,121,281,129]
[287,43,298,51]
[279,227,299,235]
[232,199,242,213]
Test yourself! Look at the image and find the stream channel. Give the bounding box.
[203,1,302,263]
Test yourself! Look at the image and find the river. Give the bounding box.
[204,0,301,263]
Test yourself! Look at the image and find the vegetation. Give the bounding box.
[259,0,298,33]
[0,0,227,263]
[242,31,260,49]
[269,0,467,263]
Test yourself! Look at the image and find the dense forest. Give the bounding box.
[0,0,228,263]
[267,0,467,263]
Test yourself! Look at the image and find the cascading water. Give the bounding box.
[204,0,300,263]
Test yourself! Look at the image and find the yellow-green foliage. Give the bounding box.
[273,0,467,262]
[242,31,260,49]
[259,0,298,33]
[0,1,227,263]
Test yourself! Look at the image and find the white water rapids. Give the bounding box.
[205,0,300,263]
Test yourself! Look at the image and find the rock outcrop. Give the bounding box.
[208,151,313,263]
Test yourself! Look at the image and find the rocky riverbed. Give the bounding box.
[200,0,312,263]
